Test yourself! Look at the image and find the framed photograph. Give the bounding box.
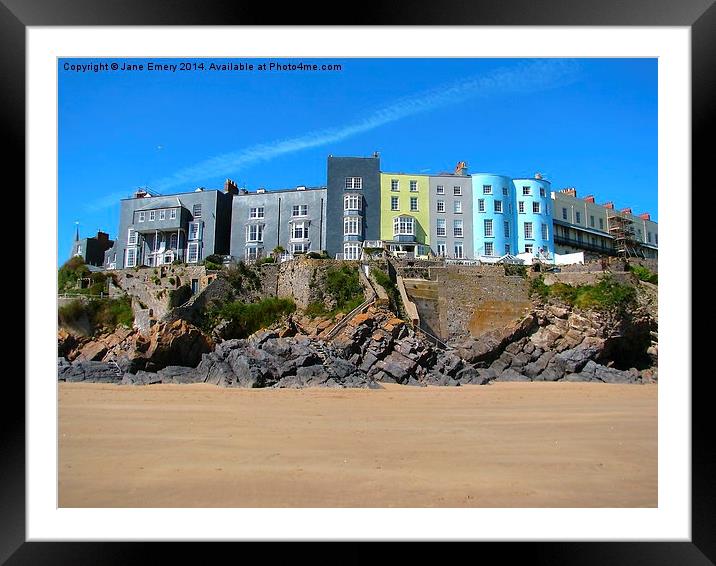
[9,0,709,562]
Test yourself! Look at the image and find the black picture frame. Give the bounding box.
[6,0,708,562]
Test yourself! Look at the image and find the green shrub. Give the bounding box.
[259,256,275,264]
[529,274,636,313]
[324,264,363,310]
[224,261,261,293]
[371,267,401,313]
[58,257,91,293]
[172,259,183,266]
[168,277,176,286]
[58,296,133,334]
[504,263,527,277]
[205,297,296,339]
[628,264,658,284]
[204,260,223,271]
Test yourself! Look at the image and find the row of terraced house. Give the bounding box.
[83,153,657,270]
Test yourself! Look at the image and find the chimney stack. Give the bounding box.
[602,202,614,209]
[583,195,595,203]
[559,188,577,197]
[96,231,109,241]
[535,172,543,180]
[223,178,238,195]
[454,161,468,176]
[620,207,632,214]
[638,212,651,220]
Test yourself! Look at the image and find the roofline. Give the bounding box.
[121,189,222,201]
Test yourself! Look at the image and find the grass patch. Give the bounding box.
[529,274,636,313]
[371,267,402,313]
[205,297,296,339]
[628,263,658,284]
[323,264,363,310]
[224,261,261,294]
[58,296,133,334]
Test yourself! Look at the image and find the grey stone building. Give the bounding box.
[111,182,235,269]
[70,228,114,267]
[325,154,381,259]
[229,186,327,261]
[428,167,473,259]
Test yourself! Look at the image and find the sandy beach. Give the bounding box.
[59,382,657,508]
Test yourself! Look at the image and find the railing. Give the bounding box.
[58,292,109,301]
[554,234,617,256]
[414,325,452,350]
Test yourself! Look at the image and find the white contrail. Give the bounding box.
[87,59,580,209]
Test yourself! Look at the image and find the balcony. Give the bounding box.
[554,234,617,256]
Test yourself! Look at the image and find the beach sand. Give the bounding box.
[59,382,657,508]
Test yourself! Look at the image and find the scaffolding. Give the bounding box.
[607,210,645,258]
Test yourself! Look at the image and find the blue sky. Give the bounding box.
[58,57,657,261]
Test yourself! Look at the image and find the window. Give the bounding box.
[453,186,462,196]
[484,219,493,237]
[454,243,464,258]
[192,204,202,218]
[453,200,462,213]
[436,185,445,195]
[292,204,308,217]
[494,200,502,213]
[575,211,581,224]
[246,224,264,242]
[505,243,511,255]
[541,223,549,241]
[436,242,446,256]
[525,244,533,254]
[159,209,166,220]
[125,247,136,268]
[187,242,200,263]
[599,218,604,230]
[484,242,494,256]
[502,187,509,196]
[524,222,533,239]
[245,246,260,261]
[137,211,145,223]
[393,216,415,236]
[344,217,361,236]
[436,218,446,237]
[292,242,309,254]
[522,186,531,196]
[170,208,177,220]
[344,194,362,211]
[532,202,541,214]
[436,200,445,213]
[453,219,463,238]
[478,199,485,212]
[291,221,309,240]
[591,237,597,247]
[127,228,137,245]
[655,234,658,245]
[343,243,361,260]
[518,201,525,213]
[647,232,652,243]
[482,185,492,195]
[189,221,201,241]
[410,197,419,212]
[590,215,595,228]
[562,207,568,220]
[391,179,400,191]
[249,207,264,219]
[540,187,546,197]
[409,180,418,192]
[345,177,362,189]
[391,196,399,211]
[504,221,510,238]
[169,233,178,249]
[149,211,156,221]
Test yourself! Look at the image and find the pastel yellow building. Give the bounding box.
[380,173,431,258]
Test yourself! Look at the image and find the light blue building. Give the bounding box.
[471,173,516,258]
[470,172,555,260]
[513,175,554,259]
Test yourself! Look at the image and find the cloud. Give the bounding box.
[87,59,580,209]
